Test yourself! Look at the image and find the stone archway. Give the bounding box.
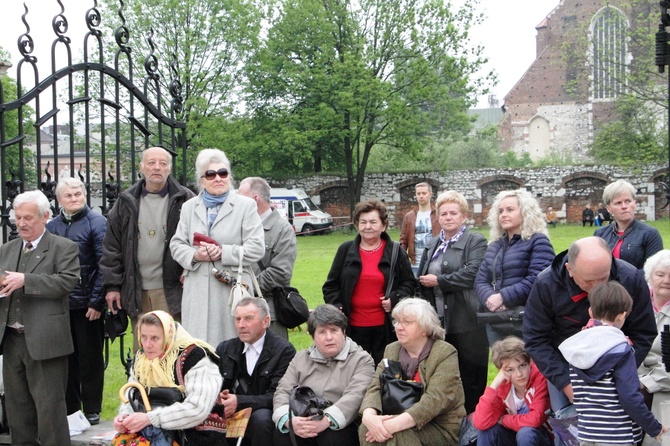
[563,172,609,223]
[477,175,525,224]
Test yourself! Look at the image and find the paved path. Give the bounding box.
[0,421,116,445]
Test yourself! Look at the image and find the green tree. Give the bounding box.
[97,0,261,149]
[245,0,493,213]
[590,96,665,164]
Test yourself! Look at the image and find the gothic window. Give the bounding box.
[591,7,628,100]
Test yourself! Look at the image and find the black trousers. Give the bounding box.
[446,327,490,414]
[349,324,387,366]
[66,308,105,415]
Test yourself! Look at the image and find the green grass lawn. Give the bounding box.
[101,220,670,419]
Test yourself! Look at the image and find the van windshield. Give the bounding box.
[294,198,320,213]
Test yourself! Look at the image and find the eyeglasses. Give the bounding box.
[392,319,416,327]
[202,168,229,180]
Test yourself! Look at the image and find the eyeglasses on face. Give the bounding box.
[202,168,229,180]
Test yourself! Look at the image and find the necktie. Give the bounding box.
[24,242,33,254]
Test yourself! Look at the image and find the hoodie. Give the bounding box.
[559,325,662,444]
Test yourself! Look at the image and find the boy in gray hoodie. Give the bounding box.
[559,281,665,445]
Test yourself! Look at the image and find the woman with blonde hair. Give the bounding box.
[594,179,663,269]
[475,189,555,345]
[418,190,488,414]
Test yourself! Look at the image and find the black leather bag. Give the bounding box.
[288,385,330,418]
[273,286,310,329]
[129,386,185,413]
[475,306,524,332]
[380,359,423,415]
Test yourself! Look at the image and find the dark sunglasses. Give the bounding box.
[202,168,229,180]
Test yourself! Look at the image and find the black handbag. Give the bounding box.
[288,386,331,446]
[288,385,331,418]
[380,358,423,415]
[475,306,524,325]
[273,286,310,329]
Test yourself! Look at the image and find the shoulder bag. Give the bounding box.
[380,358,423,415]
[229,247,262,311]
[288,386,331,446]
[475,247,524,330]
[272,286,310,328]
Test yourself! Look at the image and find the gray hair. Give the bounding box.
[644,249,670,285]
[487,189,548,241]
[240,177,271,204]
[307,304,347,337]
[234,296,270,321]
[602,179,636,206]
[14,190,51,218]
[55,177,86,198]
[194,149,233,189]
[392,297,445,340]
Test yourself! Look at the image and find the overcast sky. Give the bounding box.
[2,0,560,108]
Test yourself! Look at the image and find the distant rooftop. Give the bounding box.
[467,107,504,131]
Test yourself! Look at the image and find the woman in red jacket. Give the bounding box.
[473,336,552,446]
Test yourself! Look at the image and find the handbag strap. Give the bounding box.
[385,241,400,298]
[236,246,263,298]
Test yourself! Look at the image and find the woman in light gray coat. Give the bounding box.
[170,149,264,345]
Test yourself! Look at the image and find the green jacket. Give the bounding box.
[360,340,465,442]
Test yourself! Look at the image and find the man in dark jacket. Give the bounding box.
[523,236,656,412]
[101,146,195,349]
[46,177,106,425]
[216,297,296,446]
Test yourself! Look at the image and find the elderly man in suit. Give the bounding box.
[0,190,80,445]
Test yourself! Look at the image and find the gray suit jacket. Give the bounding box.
[0,230,80,360]
[255,208,296,294]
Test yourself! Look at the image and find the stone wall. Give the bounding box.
[269,164,669,229]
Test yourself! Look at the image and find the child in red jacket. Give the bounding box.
[473,336,552,446]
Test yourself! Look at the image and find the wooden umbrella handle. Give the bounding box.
[119,382,152,412]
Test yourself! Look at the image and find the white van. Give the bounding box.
[270,188,333,235]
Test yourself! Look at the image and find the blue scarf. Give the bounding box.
[202,190,229,230]
[201,189,229,208]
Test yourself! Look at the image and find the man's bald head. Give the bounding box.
[139,146,172,192]
[566,237,612,293]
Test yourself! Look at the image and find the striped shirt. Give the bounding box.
[570,366,642,444]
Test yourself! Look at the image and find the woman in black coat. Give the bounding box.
[418,190,488,414]
[323,200,416,365]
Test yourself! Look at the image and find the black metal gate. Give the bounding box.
[0,0,189,242]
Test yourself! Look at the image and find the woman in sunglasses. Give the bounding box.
[170,149,265,345]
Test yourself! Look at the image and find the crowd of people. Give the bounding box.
[2,147,669,446]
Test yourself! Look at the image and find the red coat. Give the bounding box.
[472,362,550,432]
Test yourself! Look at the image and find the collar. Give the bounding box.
[259,208,272,222]
[309,337,351,363]
[243,332,266,356]
[24,229,46,250]
[571,291,589,302]
[61,206,87,222]
[141,183,169,197]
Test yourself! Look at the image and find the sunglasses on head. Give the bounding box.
[202,168,229,180]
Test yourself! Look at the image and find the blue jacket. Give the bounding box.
[594,219,663,269]
[523,249,656,391]
[474,233,555,308]
[46,205,107,311]
[559,325,662,442]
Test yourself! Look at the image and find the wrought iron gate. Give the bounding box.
[0,0,189,242]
